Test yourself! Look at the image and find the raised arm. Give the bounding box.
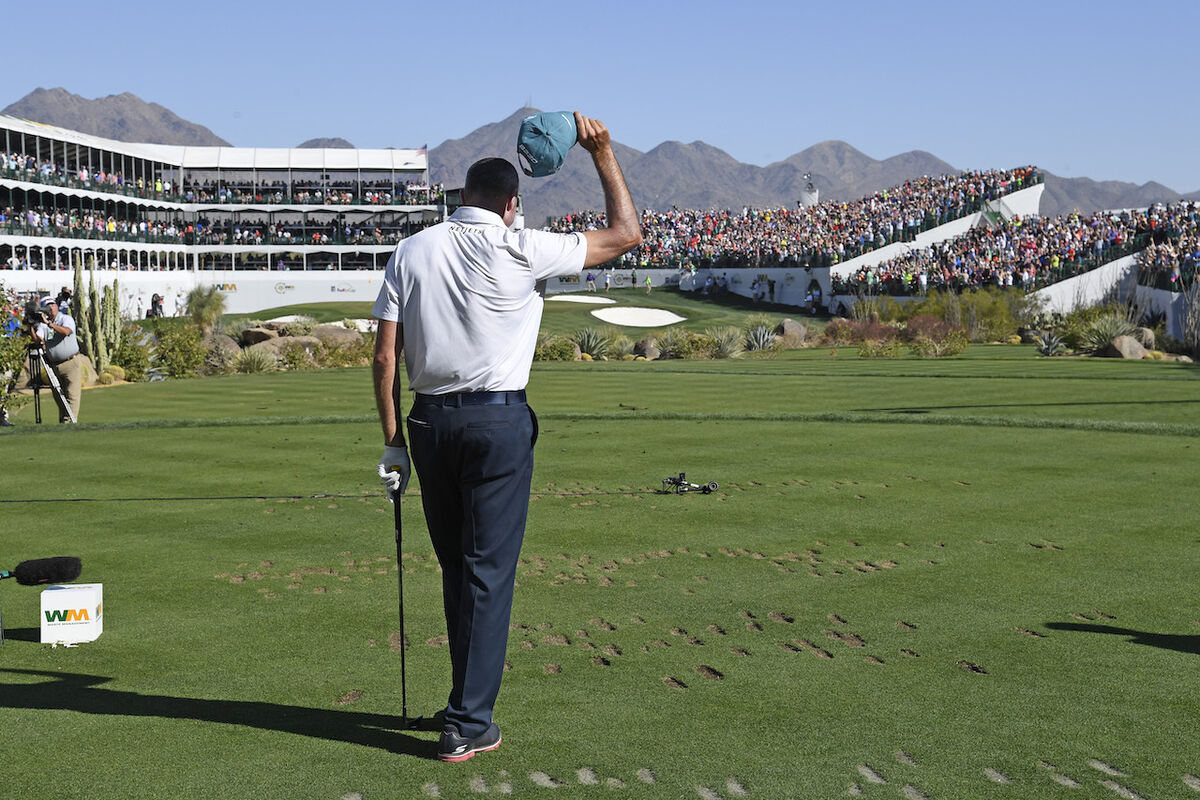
[576,112,643,268]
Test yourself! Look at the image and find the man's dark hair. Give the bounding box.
[463,158,519,214]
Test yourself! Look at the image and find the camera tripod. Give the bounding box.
[26,344,76,424]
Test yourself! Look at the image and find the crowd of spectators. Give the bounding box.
[1,205,183,244]
[833,201,1198,296]
[548,167,1042,270]
[0,203,435,249]
[181,179,444,206]
[1135,202,1200,291]
[2,151,444,207]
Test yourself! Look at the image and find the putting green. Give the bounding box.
[1,347,1197,799]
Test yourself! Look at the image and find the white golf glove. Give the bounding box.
[377,445,411,498]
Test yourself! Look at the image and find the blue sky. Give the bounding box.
[8,0,1199,191]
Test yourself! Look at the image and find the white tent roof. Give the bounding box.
[1,114,427,172]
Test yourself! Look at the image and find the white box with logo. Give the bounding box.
[40,583,103,644]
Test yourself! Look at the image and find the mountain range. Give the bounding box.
[4,88,1195,223]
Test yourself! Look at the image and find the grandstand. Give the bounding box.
[0,114,440,312]
[2,113,1193,339]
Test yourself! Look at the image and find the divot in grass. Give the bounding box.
[576,768,599,786]
[469,775,489,793]
[1182,774,1200,791]
[725,777,748,796]
[902,785,928,799]
[529,771,565,788]
[637,768,656,784]
[422,783,441,797]
[857,765,886,784]
[1100,780,1143,799]
[984,768,1010,783]
[1088,760,1126,777]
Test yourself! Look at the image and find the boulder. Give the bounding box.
[1099,335,1147,360]
[311,324,363,347]
[241,326,279,345]
[1134,327,1156,350]
[249,335,322,357]
[634,337,660,360]
[775,318,808,342]
[208,333,241,359]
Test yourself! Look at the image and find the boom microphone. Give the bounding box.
[1,557,83,585]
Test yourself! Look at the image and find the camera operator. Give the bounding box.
[28,296,81,423]
[1,292,20,426]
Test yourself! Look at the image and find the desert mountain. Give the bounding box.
[3,87,230,147]
[297,137,355,149]
[3,90,1191,222]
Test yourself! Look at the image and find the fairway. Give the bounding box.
[2,348,1198,799]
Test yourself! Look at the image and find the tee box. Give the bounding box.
[40,583,103,644]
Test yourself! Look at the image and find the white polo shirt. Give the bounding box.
[373,206,587,394]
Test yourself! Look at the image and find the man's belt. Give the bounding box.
[414,390,526,407]
[48,353,77,367]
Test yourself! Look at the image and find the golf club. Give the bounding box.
[389,478,423,731]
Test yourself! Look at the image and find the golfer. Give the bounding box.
[372,111,641,762]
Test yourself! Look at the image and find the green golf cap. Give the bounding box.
[516,111,577,178]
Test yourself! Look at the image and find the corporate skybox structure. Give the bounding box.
[1,114,443,311]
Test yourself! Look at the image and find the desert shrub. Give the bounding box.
[204,341,237,376]
[111,328,151,382]
[608,334,635,358]
[744,325,777,352]
[706,327,745,359]
[278,317,316,337]
[675,332,717,360]
[96,371,115,385]
[858,339,903,358]
[1080,313,1137,353]
[1035,332,1068,357]
[909,328,970,357]
[234,347,278,373]
[153,321,206,379]
[280,341,317,371]
[103,364,125,381]
[850,321,900,344]
[902,315,956,343]
[315,334,375,368]
[572,328,610,359]
[533,334,577,362]
[654,327,689,358]
[821,319,853,345]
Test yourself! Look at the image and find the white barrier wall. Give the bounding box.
[1028,254,1139,314]
[1,269,389,316]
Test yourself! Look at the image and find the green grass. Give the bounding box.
[2,341,1198,798]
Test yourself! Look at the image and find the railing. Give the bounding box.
[1,164,443,207]
[0,218,428,248]
[1137,265,1197,292]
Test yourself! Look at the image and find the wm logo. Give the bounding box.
[45,608,89,623]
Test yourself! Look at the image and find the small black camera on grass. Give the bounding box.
[22,300,45,327]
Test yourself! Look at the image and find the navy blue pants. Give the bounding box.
[407,395,537,738]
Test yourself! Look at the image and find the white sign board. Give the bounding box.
[41,583,104,644]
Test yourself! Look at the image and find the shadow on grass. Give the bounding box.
[0,668,435,758]
[1044,623,1200,656]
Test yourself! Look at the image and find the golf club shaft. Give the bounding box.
[394,492,408,723]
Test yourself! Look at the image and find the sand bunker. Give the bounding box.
[590,307,687,327]
[547,294,616,304]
